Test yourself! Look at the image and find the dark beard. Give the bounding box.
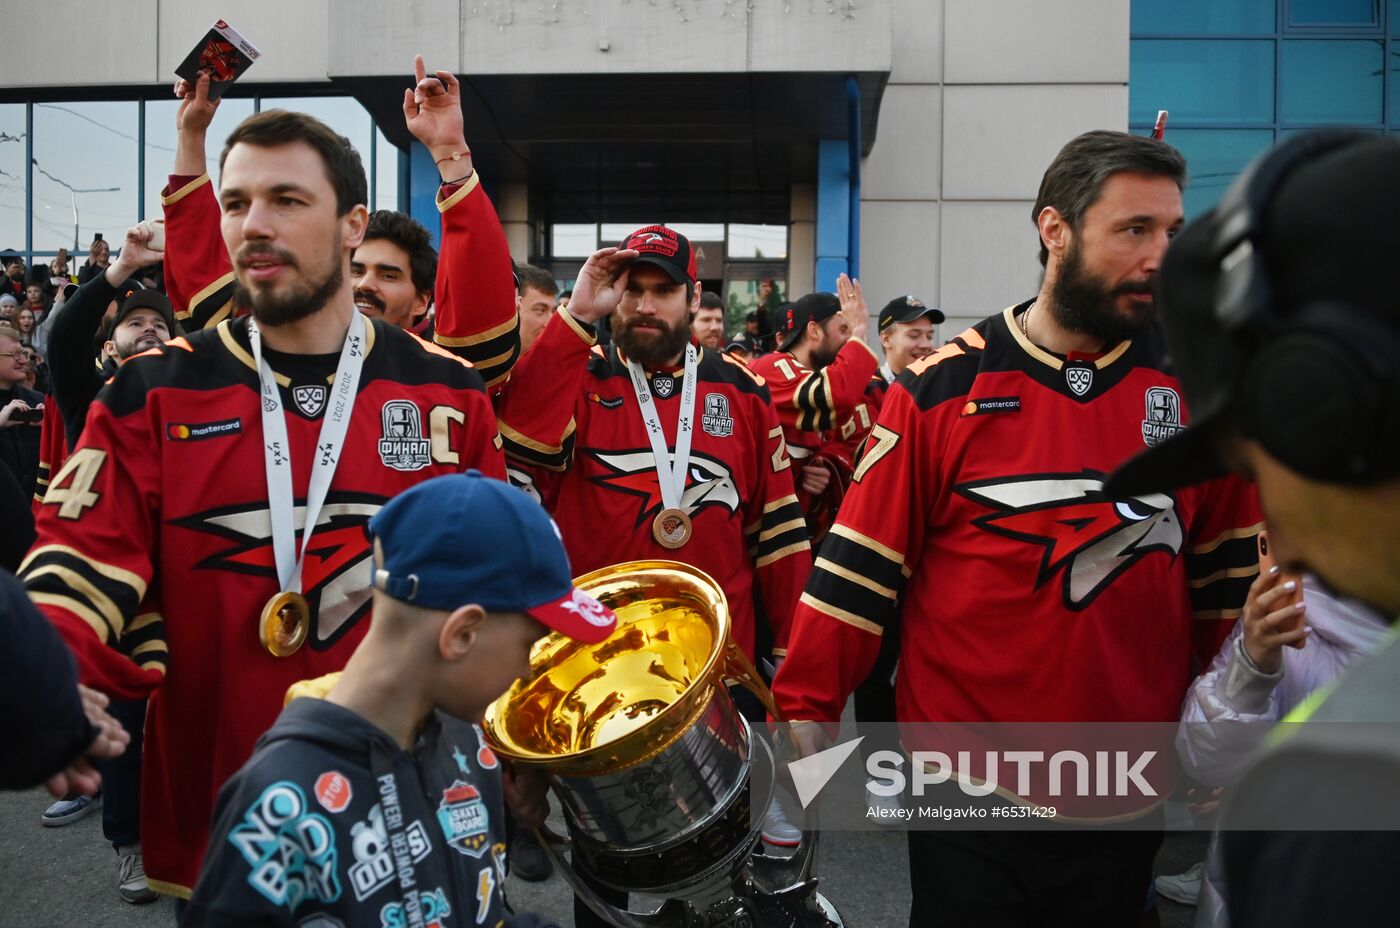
[234,243,344,328]
[1050,241,1153,345]
[613,312,692,367]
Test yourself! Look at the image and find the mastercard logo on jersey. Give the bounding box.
[166,418,243,441]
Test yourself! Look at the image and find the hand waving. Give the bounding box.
[836,273,870,343]
[403,55,470,168]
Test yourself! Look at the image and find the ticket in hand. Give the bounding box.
[175,20,261,101]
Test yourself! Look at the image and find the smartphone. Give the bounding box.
[93,232,104,243]
[1258,530,1306,647]
[11,407,44,423]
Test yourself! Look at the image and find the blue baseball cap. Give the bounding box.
[368,471,617,643]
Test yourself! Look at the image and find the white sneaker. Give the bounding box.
[1154,862,1205,906]
[866,779,903,823]
[117,845,158,905]
[760,796,802,847]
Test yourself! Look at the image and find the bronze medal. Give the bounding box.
[260,591,310,658]
[652,508,693,549]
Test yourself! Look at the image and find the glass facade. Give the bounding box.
[3,95,403,266]
[1130,0,1399,216]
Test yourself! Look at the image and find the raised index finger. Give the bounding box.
[414,54,427,85]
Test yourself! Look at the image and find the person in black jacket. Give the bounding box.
[0,569,130,792]
[45,223,170,451]
[184,471,616,927]
[0,324,43,500]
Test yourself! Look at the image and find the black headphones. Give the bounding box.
[1210,130,1400,485]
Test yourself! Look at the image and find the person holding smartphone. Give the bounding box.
[0,323,43,500]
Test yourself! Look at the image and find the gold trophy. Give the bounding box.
[483,560,843,928]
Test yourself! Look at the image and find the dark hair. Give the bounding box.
[515,263,559,298]
[1032,130,1187,267]
[220,110,368,216]
[698,291,724,311]
[362,210,437,296]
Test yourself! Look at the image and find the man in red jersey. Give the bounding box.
[21,106,505,901]
[163,66,519,392]
[749,275,880,539]
[772,130,1261,926]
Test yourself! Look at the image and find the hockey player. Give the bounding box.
[772,130,1262,925]
[21,107,505,900]
[749,277,880,540]
[164,65,519,392]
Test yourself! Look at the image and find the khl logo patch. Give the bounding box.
[1065,365,1094,397]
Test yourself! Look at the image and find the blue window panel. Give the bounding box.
[1131,40,1275,125]
[1392,0,1400,31]
[1280,40,1384,123]
[1288,0,1379,26]
[1392,45,1400,122]
[1131,0,1275,35]
[1167,129,1276,218]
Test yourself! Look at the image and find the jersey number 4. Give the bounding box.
[44,448,107,520]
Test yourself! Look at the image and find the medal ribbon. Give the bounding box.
[626,342,698,514]
[249,311,368,598]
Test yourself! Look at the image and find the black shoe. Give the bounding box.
[510,830,554,882]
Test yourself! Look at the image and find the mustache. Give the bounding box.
[236,245,298,270]
[1114,279,1154,297]
[352,288,385,311]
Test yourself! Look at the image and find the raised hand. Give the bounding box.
[836,272,870,343]
[403,54,472,180]
[109,223,164,279]
[565,247,639,325]
[175,71,219,136]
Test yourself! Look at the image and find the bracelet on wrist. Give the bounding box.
[435,149,471,166]
[440,173,472,186]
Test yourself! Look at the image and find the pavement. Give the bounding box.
[0,785,1209,927]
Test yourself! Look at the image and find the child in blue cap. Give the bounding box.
[184,471,616,926]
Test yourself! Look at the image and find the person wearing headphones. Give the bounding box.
[1107,131,1400,928]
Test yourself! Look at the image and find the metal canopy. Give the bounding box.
[341,70,887,225]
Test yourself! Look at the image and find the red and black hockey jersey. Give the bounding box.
[20,315,504,896]
[494,308,812,659]
[162,172,519,390]
[772,303,1261,731]
[749,340,880,533]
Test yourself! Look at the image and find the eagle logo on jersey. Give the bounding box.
[586,449,741,528]
[174,494,383,648]
[957,472,1182,610]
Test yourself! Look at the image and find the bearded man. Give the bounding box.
[772,130,1262,926]
[20,108,506,902]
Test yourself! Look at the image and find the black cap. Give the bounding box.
[777,292,841,351]
[878,295,945,332]
[1107,134,1400,498]
[107,286,175,341]
[619,225,697,284]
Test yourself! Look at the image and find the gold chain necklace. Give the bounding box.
[1020,303,1032,337]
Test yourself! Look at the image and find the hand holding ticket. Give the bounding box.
[175,20,260,102]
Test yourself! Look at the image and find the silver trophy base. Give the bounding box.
[535,733,845,928]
